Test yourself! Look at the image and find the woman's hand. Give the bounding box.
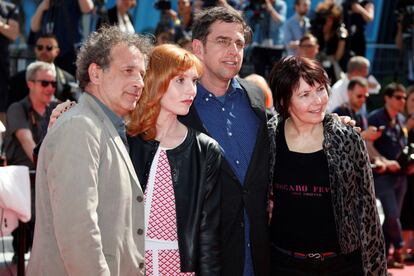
[48,100,76,129]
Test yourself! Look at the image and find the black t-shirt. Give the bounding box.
[270,119,340,252]
[3,97,57,169]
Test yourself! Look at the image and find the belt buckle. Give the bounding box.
[307,253,324,261]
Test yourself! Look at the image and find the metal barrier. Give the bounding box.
[369,43,403,83]
[8,45,35,76]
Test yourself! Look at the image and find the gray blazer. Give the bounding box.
[27,93,145,276]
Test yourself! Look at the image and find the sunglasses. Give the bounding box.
[32,80,57,88]
[392,95,407,100]
[300,44,317,48]
[35,45,56,51]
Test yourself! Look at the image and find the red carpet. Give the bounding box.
[389,261,414,276]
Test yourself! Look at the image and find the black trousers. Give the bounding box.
[271,245,364,276]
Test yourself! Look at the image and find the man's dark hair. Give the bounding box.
[383,82,406,97]
[295,0,307,6]
[37,33,59,43]
[299,33,318,46]
[407,85,414,97]
[348,76,368,91]
[76,26,153,91]
[269,56,330,119]
[192,6,252,44]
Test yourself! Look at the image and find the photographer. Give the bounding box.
[401,85,414,261]
[246,0,287,46]
[395,0,414,85]
[342,0,374,57]
[164,0,194,43]
[367,83,409,268]
[310,1,348,80]
[0,0,19,124]
[283,0,311,56]
[30,0,94,75]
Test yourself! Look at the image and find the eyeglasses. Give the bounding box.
[32,80,57,88]
[207,37,246,51]
[392,95,407,100]
[35,44,57,51]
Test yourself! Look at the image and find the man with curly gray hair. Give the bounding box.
[27,26,152,276]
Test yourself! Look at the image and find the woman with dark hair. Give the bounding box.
[127,44,221,275]
[267,56,386,275]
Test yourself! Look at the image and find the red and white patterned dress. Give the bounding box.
[144,147,195,276]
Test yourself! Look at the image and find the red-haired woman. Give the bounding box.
[127,44,221,275]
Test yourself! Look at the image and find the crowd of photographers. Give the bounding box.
[1,0,414,273]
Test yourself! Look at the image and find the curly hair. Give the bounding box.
[76,26,153,91]
[128,44,203,140]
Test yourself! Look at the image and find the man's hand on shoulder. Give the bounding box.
[48,100,76,129]
[331,113,360,132]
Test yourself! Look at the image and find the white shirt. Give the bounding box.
[328,76,349,112]
[117,11,135,34]
[327,74,380,113]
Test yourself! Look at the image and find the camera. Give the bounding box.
[337,24,348,40]
[397,143,414,172]
[396,3,414,31]
[244,0,266,22]
[154,0,171,11]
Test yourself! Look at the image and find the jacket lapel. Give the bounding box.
[179,103,238,180]
[237,77,267,122]
[83,94,142,193]
[236,78,269,187]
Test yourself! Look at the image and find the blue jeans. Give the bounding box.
[374,174,407,252]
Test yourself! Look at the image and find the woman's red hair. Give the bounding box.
[128,44,203,140]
